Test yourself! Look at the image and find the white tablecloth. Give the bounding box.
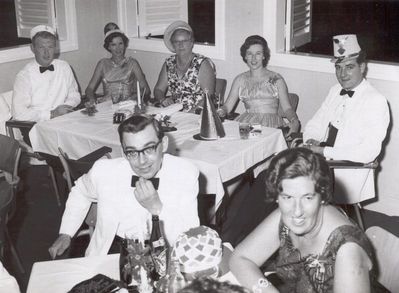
[27,254,120,293]
[27,252,239,293]
[29,101,287,207]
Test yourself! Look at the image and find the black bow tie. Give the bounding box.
[39,64,54,73]
[131,175,159,190]
[340,88,355,97]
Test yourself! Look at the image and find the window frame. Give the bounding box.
[0,0,78,65]
[117,0,226,60]
[264,0,399,82]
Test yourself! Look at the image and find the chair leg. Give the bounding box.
[353,203,365,231]
[5,229,25,274]
[48,166,61,206]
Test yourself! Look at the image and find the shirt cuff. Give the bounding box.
[323,146,334,159]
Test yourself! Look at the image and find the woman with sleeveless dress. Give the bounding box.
[230,148,388,293]
[85,23,151,104]
[154,21,216,113]
[218,35,300,136]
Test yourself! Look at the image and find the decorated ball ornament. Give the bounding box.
[172,226,223,274]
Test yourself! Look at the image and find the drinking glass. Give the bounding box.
[239,123,251,139]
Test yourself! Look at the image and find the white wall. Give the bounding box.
[0,0,397,215]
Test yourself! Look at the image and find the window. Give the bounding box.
[263,0,399,82]
[0,0,78,64]
[117,0,225,60]
[290,0,399,64]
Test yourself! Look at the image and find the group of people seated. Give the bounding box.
[6,18,390,293]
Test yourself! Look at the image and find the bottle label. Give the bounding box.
[152,238,165,248]
[153,248,167,277]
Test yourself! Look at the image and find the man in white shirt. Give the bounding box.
[11,25,80,122]
[49,114,200,257]
[0,261,20,293]
[303,34,390,204]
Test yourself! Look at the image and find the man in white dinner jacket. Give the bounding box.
[303,34,390,204]
[49,114,200,257]
[12,25,80,122]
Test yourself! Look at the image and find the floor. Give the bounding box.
[3,164,399,292]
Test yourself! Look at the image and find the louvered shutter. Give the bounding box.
[14,0,55,38]
[137,0,188,37]
[285,0,312,51]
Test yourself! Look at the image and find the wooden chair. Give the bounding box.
[58,146,112,237]
[366,226,399,292]
[289,133,378,230]
[0,134,24,273]
[215,78,227,107]
[0,91,13,136]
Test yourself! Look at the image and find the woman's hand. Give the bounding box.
[161,97,175,107]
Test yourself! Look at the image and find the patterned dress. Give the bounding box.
[102,57,138,102]
[165,53,207,112]
[270,223,387,293]
[236,72,285,128]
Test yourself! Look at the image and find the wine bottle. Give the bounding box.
[149,215,168,281]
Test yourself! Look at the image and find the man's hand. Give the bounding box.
[134,177,163,215]
[160,97,175,107]
[48,234,71,259]
[303,144,325,155]
[304,139,321,146]
[51,104,75,118]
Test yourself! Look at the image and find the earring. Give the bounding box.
[276,199,279,203]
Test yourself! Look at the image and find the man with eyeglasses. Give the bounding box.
[49,114,200,258]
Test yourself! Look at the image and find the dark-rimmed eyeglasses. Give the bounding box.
[124,140,161,160]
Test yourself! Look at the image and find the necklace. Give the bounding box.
[111,57,126,67]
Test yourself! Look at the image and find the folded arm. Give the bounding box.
[12,72,48,121]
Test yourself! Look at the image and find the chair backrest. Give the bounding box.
[278,93,299,117]
[58,147,112,191]
[0,134,21,180]
[0,91,12,136]
[366,226,399,292]
[215,78,227,106]
[0,182,15,258]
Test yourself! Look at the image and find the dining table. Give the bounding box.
[27,246,239,293]
[29,100,287,209]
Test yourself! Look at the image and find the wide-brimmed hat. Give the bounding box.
[163,20,193,53]
[171,226,222,274]
[331,34,361,63]
[30,25,56,39]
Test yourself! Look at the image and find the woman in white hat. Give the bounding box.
[85,23,151,104]
[154,21,216,113]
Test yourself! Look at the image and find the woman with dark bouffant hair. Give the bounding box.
[230,148,384,293]
[217,35,300,137]
[85,22,151,104]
